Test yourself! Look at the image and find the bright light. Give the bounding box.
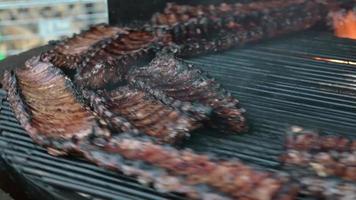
[313,57,356,66]
[332,11,356,40]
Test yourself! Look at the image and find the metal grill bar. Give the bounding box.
[0,31,356,200]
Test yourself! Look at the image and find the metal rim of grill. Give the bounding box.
[0,30,356,200]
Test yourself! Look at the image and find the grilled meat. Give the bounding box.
[283,161,356,200]
[84,133,299,200]
[1,56,110,155]
[280,127,356,199]
[67,0,341,89]
[284,127,356,152]
[68,0,330,89]
[295,176,356,200]
[152,0,318,37]
[282,150,356,181]
[82,89,138,133]
[1,57,224,199]
[128,53,247,133]
[82,87,200,144]
[2,57,299,199]
[151,0,329,57]
[281,126,356,181]
[49,0,351,90]
[2,61,298,199]
[5,1,356,198]
[74,29,159,89]
[41,24,124,70]
[81,134,232,200]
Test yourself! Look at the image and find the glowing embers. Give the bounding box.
[331,11,356,40]
[313,57,356,66]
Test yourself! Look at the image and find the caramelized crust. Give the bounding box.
[2,56,109,152]
[42,24,124,69]
[75,30,158,89]
[129,54,247,133]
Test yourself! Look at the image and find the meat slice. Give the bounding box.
[1,56,110,155]
[279,126,356,200]
[82,86,200,144]
[282,150,356,181]
[281,126,356,181]
[74,29,159,89]
[41,24,124,70]
[128,53,247,133]
[83,133,299,200]
[295,176,356,200]
[151,0,329,57]
[284,126,356,152]
[152,0,316,36]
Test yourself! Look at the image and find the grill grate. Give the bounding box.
[0,31,356,200]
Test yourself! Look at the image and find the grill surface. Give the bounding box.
[0,31,356,200]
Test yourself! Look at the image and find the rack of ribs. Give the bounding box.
[151,0,331,57]
[128,53,247,133]
[74,29,160,89]
[41,24,124,70]
[82,87,201,144]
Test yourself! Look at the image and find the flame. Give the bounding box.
[332,11,356,39]
[314,57,356,66]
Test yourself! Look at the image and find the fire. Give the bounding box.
[332,11,356,39]
[314,57,356,66]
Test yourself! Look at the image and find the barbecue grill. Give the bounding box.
[0,1,356,200]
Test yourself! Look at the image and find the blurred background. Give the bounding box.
[0,0,108,61]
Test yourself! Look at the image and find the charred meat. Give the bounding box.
[1,56,110,155]
[41,24,124,70]
[74,29,159,89]
[302,177,356,200]
[281,126,356,181]
[66,0,332,89]
[129,53,247,133]
[2,61,298,199]
[284,127,356,152]
[85,133,299,200]
[152,0,322,36]
[293,175,356,200]
[282,150,356,181]
[82,87,200,144]
[66,0,338,89]
[1,57,221,199]
[280,127,356,200]
[151,0,328,57]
